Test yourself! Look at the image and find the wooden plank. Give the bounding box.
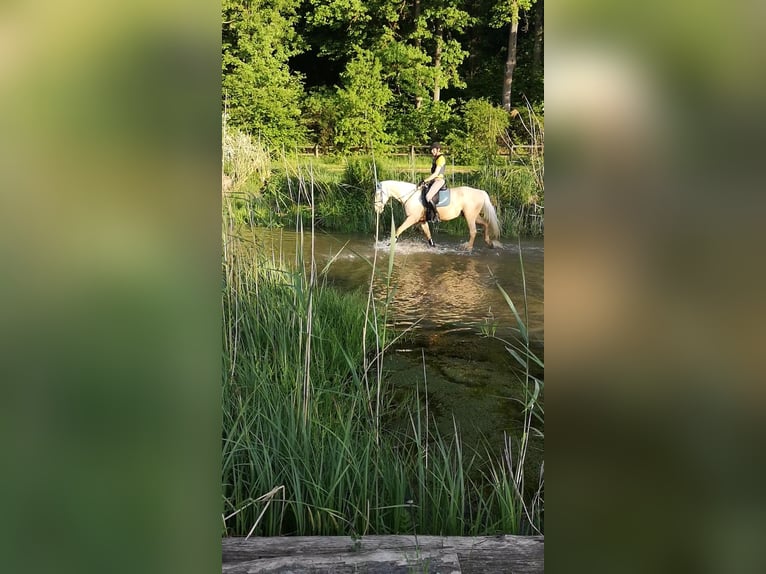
[222,549,461,574]
[222,535,543,574]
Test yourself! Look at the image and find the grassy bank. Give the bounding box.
[223,134,544,237]
[221,228,544,537]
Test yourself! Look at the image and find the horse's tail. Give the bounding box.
[482,190,501,246]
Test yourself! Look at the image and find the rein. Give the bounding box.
[391,183,420,206]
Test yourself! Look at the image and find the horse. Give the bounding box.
[373,180,501,250]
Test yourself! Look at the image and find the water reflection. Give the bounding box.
[237,227,544,452]
[244,228,544,343]
[378,253,498,329]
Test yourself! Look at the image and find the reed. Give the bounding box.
[222,136,544,236]
[221,192,543,537]
[480,240,545,534]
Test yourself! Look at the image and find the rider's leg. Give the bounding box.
[425,180,442,222]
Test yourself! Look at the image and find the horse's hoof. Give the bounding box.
[427,239,435,247]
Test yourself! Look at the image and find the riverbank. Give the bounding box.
[222,137,543,237]
[221,228,544,538]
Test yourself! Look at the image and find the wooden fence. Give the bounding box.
[297,144,543,161]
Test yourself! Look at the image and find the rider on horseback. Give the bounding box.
[419,142,446,223]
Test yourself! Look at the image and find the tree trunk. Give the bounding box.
[532,0,543,75]
[414,0,422,108]
[433,26,443,102]
[413,0,421,50]
[502,3,519,112]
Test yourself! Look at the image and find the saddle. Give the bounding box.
[420,183,450,223]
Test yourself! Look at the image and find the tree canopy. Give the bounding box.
[221,0,543,150]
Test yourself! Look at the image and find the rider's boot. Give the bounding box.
[430,200,440,223]
[425,202,435,222]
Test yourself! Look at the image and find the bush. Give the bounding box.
[302,87,339,148]
[222,122,271,191]
[446,99,510,165]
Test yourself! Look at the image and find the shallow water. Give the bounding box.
[242,227,544,454]
[248,228,543,339]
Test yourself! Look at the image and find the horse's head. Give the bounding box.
[373,181,388,214]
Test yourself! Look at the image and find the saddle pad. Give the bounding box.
[436,187,450,207]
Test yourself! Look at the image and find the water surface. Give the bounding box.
[242,227,544,454]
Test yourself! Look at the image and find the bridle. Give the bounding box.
[374,181,420,211]
[374,182,387,212]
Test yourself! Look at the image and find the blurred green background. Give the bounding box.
[2,1,766,573]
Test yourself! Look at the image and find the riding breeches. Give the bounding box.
[425,179,444,204]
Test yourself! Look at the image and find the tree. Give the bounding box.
[445,98,509,164]
[333,49,393,151]
[222,0,306,145]
[301,87,339,148]
[491,0,536,111]
[414,1,471,102]
[532,0,543,77]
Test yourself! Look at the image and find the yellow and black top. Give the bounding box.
[431,153,446,179]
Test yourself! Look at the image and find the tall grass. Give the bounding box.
[481,241,545,534]
[222,127,544,236]
[221,186,544,538]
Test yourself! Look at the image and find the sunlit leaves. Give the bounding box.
[222,0,306,144]
[334,50,393,151]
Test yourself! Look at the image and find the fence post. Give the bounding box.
[314,144,319,157]
[410,145,415,164]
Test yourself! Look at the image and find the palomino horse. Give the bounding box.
[373,180,501,250]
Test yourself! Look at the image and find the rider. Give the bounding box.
[419,142,446,223]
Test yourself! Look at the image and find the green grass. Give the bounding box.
[221,219,544,538]
[224,150,543,236]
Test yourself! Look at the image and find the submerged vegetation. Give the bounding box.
[221,206,544,537]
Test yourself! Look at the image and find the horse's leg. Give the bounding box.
[394,213,423,241]
[463,215,478,251]
[475,214,493,247]
[420,222,435,247]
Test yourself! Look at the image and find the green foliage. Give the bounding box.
[446,99,510,164]
[410,2,471,99]
[387,99,455,145]
[314,181,375,232]
[301,87,339,148]
[490,0,535,27]
[222,0,307,146]
[221,233,544,536]
[376,35,432,102]
[221,0,543,149]
[303,0,372,56]
[334,50,392,152]
[342,155,388,191]
[507,99,544,145]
